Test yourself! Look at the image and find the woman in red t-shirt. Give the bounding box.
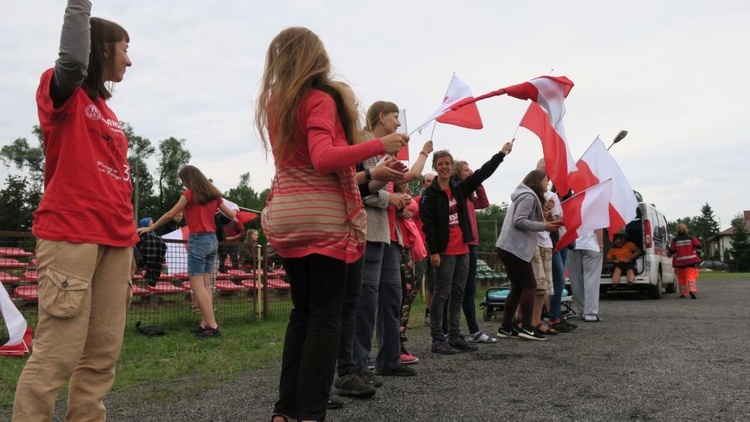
[13,2,138,420]
[138,166,236,337]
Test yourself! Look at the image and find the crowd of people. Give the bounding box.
[12,2,706,422]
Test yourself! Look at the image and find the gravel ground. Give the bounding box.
[44,277,750,421]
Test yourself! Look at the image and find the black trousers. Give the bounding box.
[274,254,347,421]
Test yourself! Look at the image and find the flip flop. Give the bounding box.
[468,331,498,343]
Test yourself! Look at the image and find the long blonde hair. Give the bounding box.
[255,27,361,162]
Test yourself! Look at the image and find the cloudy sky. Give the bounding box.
[2,1,748,230]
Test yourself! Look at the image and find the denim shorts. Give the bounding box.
[188,232,218,276]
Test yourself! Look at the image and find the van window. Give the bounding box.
[653,214,668,249]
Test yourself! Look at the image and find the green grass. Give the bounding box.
[698,271,750,280]
[0,313,290,416]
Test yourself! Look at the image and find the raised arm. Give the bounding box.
[396,140,433,185]
[51,0,92,107]
[306,93,407,174]
[137,195,189,234]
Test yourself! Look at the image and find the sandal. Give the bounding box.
[192,305,202,314]
[535,322,558,335]
[468,331,497,343]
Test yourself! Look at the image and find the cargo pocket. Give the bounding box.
[38,269,90,318]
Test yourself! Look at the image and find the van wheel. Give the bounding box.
[648,271,663,300]
[665,277,677,294]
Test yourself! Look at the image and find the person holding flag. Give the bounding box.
[495,170,563,341]
[421,142,513,354]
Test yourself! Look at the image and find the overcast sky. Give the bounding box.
[2,1,748,230]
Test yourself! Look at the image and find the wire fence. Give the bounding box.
[0,231,294,341]
[1,231,509,343]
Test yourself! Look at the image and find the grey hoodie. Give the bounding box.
[495,183,547,262]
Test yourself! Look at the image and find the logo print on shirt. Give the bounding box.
[85,104,102,120]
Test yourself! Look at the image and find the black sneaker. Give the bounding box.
[333,373,376,398]
[497,325,518,339]
[194,325,221,339]
[431,340,457,355]
[449,337,478,352]
[359,371,383,388]
[518,326,546,341]
[689,291,697,299]
[376,365,417,377]
[327,395,345,410]
[550,320,576,333]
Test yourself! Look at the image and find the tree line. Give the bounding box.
[1,126,747,270]
[0,124,267,236]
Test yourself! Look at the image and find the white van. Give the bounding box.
[600,192,677,299]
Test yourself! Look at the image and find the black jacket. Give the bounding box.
[419,151,506,255]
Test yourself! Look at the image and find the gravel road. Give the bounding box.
[44,277,750,421]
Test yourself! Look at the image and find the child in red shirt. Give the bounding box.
[138,165,236,337]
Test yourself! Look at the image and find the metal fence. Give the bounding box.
[0,231,293,341]
[2,231,510,343]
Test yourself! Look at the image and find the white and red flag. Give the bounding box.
[519,102,577,196]
[0,284,33,356]
[554,179,613,251]
[414,74,483,134]
[569,137,638,239]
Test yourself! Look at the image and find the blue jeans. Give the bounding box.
[548,249,566,321]
[430,254,469,342]
[187,232,218,276]
[353,242,403,374]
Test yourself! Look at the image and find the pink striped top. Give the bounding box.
[261,89,385,263]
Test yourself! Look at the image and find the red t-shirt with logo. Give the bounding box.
[444,188,469,255]
[32,68,138,247]
[183,190,221,234]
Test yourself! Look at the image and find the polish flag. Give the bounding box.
[555,179,613,251]
[0,283,33,356]
[519,102,577,196]
[443,75,574,134]
[162,226,190,275]
[569,137,638,239]
[415,74,483,133]
[504,76,575,138]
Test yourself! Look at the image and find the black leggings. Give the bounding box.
[497,248,537,328]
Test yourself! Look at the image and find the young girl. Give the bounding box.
[137,165,236,338]
[352,101,431,382]
[13,1,138,420]
[451,160,495,343]
[421,145,512,355]
[495,170,562,341]
[255,27,407,422]
[240,228,260,268]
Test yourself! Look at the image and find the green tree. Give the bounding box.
[124,123,158,222]
[0,126,45,188]
[0,175,37,231]
[476,202,508,252]
[692,203,720,247]
[156,137,191,216]
[727,214,750,272]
